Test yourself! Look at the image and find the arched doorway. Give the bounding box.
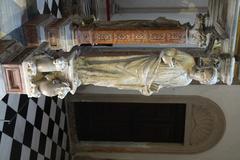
[67,94,226,158]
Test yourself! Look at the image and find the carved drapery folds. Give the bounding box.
[4,0,235,98]
[1,40,234,99]
[20,44,235,99]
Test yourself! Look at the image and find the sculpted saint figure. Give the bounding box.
[74,48,218,96]
[22,43,234,98]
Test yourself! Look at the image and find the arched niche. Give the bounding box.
[66,94,226,157]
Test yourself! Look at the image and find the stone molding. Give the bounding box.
[66,94,226,159]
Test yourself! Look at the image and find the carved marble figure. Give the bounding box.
[21,43,235,98]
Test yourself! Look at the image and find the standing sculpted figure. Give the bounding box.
[22,43,235,98]
[74,48,218,95]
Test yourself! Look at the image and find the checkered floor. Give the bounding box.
[0,94,70,160]
[37,0,63,18]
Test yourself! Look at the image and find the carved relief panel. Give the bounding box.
[77,28,187,45]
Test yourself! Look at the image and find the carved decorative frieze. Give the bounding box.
[78,28,187,45]
[73,14,211,48]
[23,14,213,51]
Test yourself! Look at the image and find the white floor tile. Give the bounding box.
[0,66,6,99]
[45,137,52,159]
[62,132,67,150]
[48,0,53,10]
[0,0,28,38]
[20,145,31,160]
[31,128,40,152]
[41,112,49,135]
[57,9,62,18]
[37,153,44,160]
[13,114,26,143]
[57,99,62,109]
[8,94,20,112]
[27,99,37,125]
[50,101,57,120]
[37,0,46,14]
[0,101,7,131]
[52,123,59,143]
[0,133,13,160]
[59,112,65,130]
[56,145,62,160]
[37,96,46,110]
[55,0,59,5]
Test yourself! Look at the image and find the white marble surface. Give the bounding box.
[227,0,240,54]
[0,0,28,38]
[0,65,6,100]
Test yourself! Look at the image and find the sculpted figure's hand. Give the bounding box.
[161,49,177,68]
[162,56,175,68]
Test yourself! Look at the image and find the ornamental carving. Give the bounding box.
[190,104,216,145]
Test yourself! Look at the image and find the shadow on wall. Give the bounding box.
[0,0,39,42]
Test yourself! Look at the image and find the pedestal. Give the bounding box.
[0,40,35,94]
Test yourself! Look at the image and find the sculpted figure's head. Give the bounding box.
[190,67,218,85]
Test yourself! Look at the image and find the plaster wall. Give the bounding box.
[112,13,198,25]
[114,0,209,8]
[111,0,208,25]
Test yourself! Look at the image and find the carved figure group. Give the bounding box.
[21,43,235,99]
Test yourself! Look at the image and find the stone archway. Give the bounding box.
[66,94,226,159]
